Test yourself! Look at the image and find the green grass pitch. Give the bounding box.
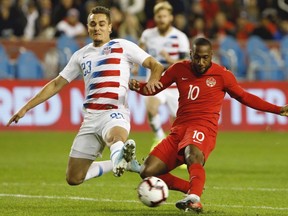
[0,131,287,216]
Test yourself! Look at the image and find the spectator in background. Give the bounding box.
[55,8,87,38]
[79,0,98,26]
[0,0,27,39]
[23,0,39,40]
[118,0,145,23]
[278,18,288,38]
[189,16,206,40]
[118,12,143,43]
[173,13,189,37]
[37,0,53,15]
[36,11,55,40]
[109,5,124,39]
[118,0,145,15]
[51,0,75,26]
[208,11,236,40]
[235,11,255,40]
[250,10,278,40]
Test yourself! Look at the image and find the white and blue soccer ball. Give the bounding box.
[137,176,169,207]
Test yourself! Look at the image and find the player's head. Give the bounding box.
[153,1,173,33]
[190,37,213,74]
[87,6,112,46]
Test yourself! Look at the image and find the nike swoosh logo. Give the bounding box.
[83,55,89,58]
[181,78,188,80]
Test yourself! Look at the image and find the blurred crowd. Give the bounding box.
[1,0,288,42]
[1,0,288,81]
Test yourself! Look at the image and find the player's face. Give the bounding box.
[154,9,173,33]
[190,45,213,74]
[87,13,112,46]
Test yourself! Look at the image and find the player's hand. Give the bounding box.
[129,79,140,91]
[6,108,27,126]
[280,105,288,116]
[146,79,163,94]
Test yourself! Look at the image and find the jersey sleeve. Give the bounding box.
[120,39,151,66]
[59,51,82,82]
[224,70,281,114]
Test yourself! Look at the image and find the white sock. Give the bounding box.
[150,114,165,140]
[110,141,124,165]
[84,160,113,181]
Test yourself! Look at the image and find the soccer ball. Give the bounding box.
[137,176,169,207]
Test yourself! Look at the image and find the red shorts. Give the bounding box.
[150,124,217,171]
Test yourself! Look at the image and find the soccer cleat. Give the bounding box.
[126,159,141,173]
[123,139,136,162]
[113,139,136,177]
[112,150,127,177]
[175,194,203,213]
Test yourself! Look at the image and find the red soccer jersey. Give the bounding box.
[138,61,282,134]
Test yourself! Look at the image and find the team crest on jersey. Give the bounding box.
[206,77,216,87]
[103,46,111,55]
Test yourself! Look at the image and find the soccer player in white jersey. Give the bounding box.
[139,1,190,147]
[7,6,164,185]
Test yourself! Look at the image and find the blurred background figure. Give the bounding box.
[0,0,27,40]
[22,0,39,40]
[36,11,55,40]
[55,8,87,38]
[51,0,75,26]
[138,1,190,147]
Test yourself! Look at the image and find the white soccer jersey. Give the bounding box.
[140,26,190,79]
[60,39,150,112]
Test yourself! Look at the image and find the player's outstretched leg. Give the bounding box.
[112,139,136,177]
[175,194,203,213]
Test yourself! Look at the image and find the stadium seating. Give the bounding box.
[246,36,284,80]
[56,35,79,70]
[218,36,247,79]
[15,50,44,79]
[0,44,14,79]
[279,35,288,79]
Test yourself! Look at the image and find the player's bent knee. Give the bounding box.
[66,175,84,186]
[140,166,155,179]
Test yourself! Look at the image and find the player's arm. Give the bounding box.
[132,41,147,76]
[142,56,164,94]
[226,80,286,115]
[6,75,69,126]
[129,68,174,96]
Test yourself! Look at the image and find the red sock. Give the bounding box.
[188,164,206,197]
[157,173,190,193]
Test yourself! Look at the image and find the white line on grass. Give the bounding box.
[209,186,288,192]
[2,182,288,192]
[0,193,288,211]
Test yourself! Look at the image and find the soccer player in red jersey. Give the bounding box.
[129,37,288,213]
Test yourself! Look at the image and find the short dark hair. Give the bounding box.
[88,6,111,23]
[192,37,212,48]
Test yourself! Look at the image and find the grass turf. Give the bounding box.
[0,131,287,216]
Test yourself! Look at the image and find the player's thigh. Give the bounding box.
[150,136,180,171]
[102,110,131,146]
[179,125,216,161]
[66,157,93,178]
[70,131,105,158]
